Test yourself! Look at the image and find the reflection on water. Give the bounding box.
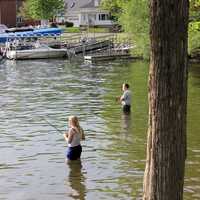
[66,160,86,200]
[0,59,199,199]
[121,112,132,131]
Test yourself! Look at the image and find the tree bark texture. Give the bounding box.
[143,0,189,200]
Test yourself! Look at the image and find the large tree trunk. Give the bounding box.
[143,0,189,200]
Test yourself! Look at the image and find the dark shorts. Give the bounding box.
[66,145,82,160]
[123,105,131,113]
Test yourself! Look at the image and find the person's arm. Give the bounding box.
[67,128,74,144]
[120,93,125,102]
[116,93,124,103]
[120,95,124,102]
[63,129,74,143]
[63,132,68,141]
[120,91,128,102]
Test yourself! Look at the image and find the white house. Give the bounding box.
[65,0,114,27]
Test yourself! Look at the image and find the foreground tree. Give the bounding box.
[143,0,189,199]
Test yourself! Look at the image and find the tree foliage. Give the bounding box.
[120,0,149,58]
[19,0,64,20]
[102,0,200,57]
[189,0,200,52]
[190,0,200,18]
[101,0,149,58]
[101,0,125,20]
[18,1,31,20]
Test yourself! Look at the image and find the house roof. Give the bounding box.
[65,0,100,11]
[80,0,99,8]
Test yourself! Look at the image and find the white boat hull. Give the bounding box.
[6,48,67,60]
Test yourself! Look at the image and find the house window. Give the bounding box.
[99,14,109,21]
[16,16,23,23]
[83,14,86,21]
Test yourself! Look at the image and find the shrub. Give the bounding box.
[65,21,74,27]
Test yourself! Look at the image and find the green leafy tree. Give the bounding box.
[190,0,200,20]
[102,0,200,58]
[119,0,149,58]
[18,1,31,20]
[101,0,150,58]
[189,0,200,53]
[20,0,64,20]
[101,0,127,20]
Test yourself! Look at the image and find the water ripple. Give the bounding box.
[0,60,199,200]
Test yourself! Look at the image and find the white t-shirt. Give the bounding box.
[121,90,131,106]
[68,128,81,147]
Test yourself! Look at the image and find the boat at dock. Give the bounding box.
[2,27,68,60]
[5,39,113,60]
[5,27,34,33]
[0,27,62,43]
[6,44,67,60]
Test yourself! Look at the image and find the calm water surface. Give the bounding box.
[0,59,199,200]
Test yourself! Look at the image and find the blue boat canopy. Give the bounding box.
[0,27,63,43]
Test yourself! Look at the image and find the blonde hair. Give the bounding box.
[68,116,85,139]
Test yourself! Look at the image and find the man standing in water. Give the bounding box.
[117,83,131,113]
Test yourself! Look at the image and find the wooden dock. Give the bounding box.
[69,40,113,55]
[84,52,133,62]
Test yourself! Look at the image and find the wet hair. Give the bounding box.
[68,116,84,139]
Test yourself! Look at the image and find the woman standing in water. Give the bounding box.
[63,116,85,161]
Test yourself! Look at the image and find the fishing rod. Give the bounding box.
[42,117,64,135]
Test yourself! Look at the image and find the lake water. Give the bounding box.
[0,59,199,200]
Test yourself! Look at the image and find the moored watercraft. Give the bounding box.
[6,44,67,60]
[0,27,62,43]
